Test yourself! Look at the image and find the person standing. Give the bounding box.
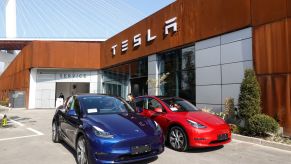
[58,93,64,100]
[127,93,136,110]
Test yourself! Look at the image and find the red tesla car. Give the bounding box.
[135,96,231,151]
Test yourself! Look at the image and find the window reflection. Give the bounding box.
[158,45,196,104]
[102,57,148,99]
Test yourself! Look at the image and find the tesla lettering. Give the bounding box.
[121,40,128,52]
[147,29,156,42]
[111,17,178,56]
[165,17,177,35]
[133,34,141,47]
[111,44,117,56]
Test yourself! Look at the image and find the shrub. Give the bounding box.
[247,114,279,136]
[224,97,236,123]
[238,69,261,120]
[0,100,9,107]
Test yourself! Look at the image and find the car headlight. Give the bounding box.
[187,120,206,129]
[93,126,114,138]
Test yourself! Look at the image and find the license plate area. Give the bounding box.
[131,145,151,155]
[217,133,228,141]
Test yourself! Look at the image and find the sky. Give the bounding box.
[0,0,175,39]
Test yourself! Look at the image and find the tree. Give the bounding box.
[238,69,261,120]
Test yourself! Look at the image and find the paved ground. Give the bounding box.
[1,108,291,164]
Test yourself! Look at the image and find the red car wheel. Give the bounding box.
[169,126,188,151]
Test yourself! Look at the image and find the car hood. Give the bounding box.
[185,111,227,127]
[86,113,156,137]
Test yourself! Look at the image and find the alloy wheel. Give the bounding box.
[77,136,88,164]
[169,126,188,151]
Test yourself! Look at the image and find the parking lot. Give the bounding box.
[1,108,291,164]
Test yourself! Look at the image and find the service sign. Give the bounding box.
[59,73,87,79]
[111,17,178,56]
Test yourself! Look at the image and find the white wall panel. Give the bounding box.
[221,38,252,64]
[222,61,253,84]
[221,27,252,44]
[90,83,97,93]
[196,85,221,104]
[196,66,221,85]
[196,36,220,50]
[196,46,221,67]
[222,84,241,105]
[195,27,253,112]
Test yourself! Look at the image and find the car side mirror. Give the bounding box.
[154,107,163,113]
[67,109,77,117]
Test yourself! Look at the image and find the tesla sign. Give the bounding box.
[111,17,177,56]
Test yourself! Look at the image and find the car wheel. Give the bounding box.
[76,136,89,164]
[52,121,60,143]
[169,126,188,151]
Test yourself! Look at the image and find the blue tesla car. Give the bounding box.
[52,94,164,164]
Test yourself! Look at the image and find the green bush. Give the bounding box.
[238,69,261,120]
[0,100,9,107]
[224,97,236,123]
[247,114,279,136]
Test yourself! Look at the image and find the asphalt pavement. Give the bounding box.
[1,108,291,164]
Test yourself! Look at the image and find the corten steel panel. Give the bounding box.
[88,43,101,68]
[23,44,33,69]
[288,19,291,70]
[251,0,287,26]
[288,0,291,17]
[253,19,289,74]
[101,1,183,69]
[0,41,101,106]
[288,75,291,135]
[31,41,101,69]
[0,41,30,50]
[191,0,223,40]
[101,0,251,68]
[221,0,251,33]
[258,75,291,136]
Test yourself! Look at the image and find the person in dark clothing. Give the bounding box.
[127,93,136,110]
[58,93,64,100]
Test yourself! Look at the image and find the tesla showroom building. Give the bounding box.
[0,0,291,135]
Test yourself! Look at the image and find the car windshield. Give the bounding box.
[79,96,134,115]
[162,98,199,112]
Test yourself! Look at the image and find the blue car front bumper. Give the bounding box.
[86,133,164,164]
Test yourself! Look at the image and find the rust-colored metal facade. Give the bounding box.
[1,0,291,135]
[100,0,252,68]
[0,41,101,106]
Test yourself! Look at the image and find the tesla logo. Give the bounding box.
[111,17,178,56]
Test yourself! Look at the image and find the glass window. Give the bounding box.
[144,98,163,111]
[158,45,196,104]
[161,98,198,112]
[80,96,134,115]
[181,46,195,70]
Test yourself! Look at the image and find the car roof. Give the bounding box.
[138,95,179,100]
[74,93,119,98]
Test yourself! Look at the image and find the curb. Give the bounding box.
[232,134,291,151]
